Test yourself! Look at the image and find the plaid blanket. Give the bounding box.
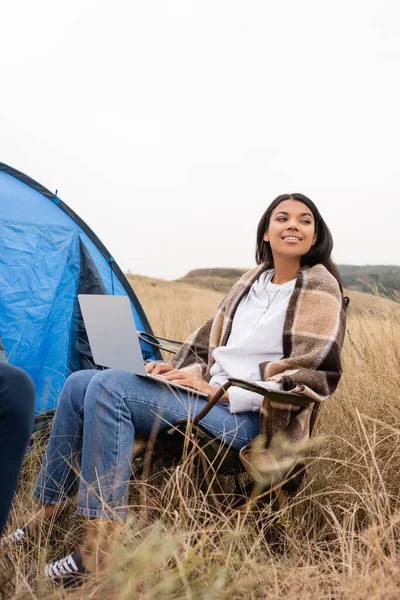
[171,263,347,459]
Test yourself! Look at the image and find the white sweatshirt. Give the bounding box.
[209,270,296,413]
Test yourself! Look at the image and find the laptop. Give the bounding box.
[78,294,208,398]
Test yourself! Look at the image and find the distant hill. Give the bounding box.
[338,265,400,300]
[177,268,247,293]
[177,265,400,300]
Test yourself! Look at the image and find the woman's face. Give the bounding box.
[264,199,317,261]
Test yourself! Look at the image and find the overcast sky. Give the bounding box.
[1,0,399,279]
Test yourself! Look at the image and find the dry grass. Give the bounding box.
[127,274,223,342]
[1,278,400,599]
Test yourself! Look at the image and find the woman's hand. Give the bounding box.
[160,369,228,401]
[160,369,208,393]
[146,364,229,402]
[145,361,174,375]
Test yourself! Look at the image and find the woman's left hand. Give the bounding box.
[160,369,215,397]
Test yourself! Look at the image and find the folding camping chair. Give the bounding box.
[132,371,319,511]
[136,302,348,510]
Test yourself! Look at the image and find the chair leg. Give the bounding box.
[199,453,226,509]
[271,488,297,555]
[229,473,248,509]
[228,478,254,510]
[274,488,289,510]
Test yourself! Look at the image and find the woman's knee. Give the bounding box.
[83,369,140,410]
[58,369,98,414]
[84,369,144,418]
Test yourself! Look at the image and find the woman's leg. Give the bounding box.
[42,369,260,581]
[75,369,261,520]
[0,364,35,535]
[33,369,100,509]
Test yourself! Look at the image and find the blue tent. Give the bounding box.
[0,162,160,414]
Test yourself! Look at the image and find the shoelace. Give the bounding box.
[44,554,79,579]
[0,528,26,547]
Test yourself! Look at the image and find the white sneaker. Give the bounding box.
[44,551,89,589]
[0,527,27,547]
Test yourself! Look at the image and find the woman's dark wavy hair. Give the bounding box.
[255,193,343,293]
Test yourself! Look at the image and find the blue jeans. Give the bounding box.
[34,369,260,519]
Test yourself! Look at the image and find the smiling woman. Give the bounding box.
[2,192,347,589]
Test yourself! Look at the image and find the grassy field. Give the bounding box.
[1,275,400,599]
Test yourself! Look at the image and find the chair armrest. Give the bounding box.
[190,378,314,425]
[227,378,314,407]
[138,331,182,354]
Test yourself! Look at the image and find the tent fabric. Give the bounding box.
[0,162,160,414]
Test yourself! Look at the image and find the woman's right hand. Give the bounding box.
[145,361,175,375]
